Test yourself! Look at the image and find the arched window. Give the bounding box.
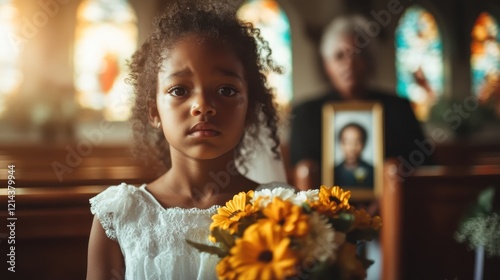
[395,5,444,121]
[74,0,137,121]
[471,12,500,106]
[0,0,22,116]
[237,0,292,107]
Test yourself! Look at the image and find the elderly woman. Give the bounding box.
[290,15,430,190]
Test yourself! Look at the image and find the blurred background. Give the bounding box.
[0,0,499,279]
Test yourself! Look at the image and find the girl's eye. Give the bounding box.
[167,86,188,97]
[218,86,238,97]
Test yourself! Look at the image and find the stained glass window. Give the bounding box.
[395,6,444,121]
[74,0,137,121]
[237,0,292,107]
[0,0,22,117]
[471,12,500,107]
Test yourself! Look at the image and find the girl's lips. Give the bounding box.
[189,130,221,137]
[189,122,221,137]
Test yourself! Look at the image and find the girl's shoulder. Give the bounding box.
[89,183,148,239]
[89,183,144,211]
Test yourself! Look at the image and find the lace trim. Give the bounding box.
[90,196,117,241]
[139,185,221,213]
[89,183,222,245]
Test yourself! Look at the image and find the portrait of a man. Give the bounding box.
[334,122,374,187]
[322,102,383,191]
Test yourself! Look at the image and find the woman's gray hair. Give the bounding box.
[320,15,377,60]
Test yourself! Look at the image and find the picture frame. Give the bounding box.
[322,101,384,199]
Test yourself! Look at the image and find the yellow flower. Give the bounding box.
[313,186,351,216]
[228,221,297,280]
[211,192,255,235]
[262,197,309,237]
[371,215,382,230]
[216,257,237,280]
[352,209,371,229]
[352,209,382,231]
[246,190,254,199]
[208,235,216,243]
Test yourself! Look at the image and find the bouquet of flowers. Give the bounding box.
[187,184,382,280]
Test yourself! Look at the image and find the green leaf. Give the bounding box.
[477,187,495,213]
[210,228,234,252]
[185,239,227,258]
[302,203,313,214]
[330,212,355,232]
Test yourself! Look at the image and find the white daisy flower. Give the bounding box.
[252,182,296,207]
[292,189,320,206]
[299,212,341,263]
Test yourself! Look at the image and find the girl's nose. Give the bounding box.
[190,93,216,117]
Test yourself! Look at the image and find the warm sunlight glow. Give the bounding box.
[237,0,292,107]
[74,0,137,121]
[0,0,22,116]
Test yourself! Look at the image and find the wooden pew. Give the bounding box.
[382,162,500,280]
[434,142,500,166]
[0,144,160,187]
[0,185,105,279]
[0,145,160,279]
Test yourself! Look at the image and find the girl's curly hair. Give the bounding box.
[127,0,281,170]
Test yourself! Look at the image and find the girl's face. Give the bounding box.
[154,35,249,160]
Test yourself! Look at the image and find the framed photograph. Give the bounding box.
[322,102,384,199]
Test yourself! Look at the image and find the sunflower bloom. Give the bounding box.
[371,215,382,230]
[352,209,371,230]
[314,186,351,216]
[352,209,382,231]
[211,192,255,234]
[228,221,297,280]
[216,256,237,280]
[262,197,309,237]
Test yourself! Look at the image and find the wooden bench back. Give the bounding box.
[382,161,500,279]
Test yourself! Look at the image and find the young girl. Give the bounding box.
[86,0,281,279]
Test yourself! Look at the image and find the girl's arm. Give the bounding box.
[87,216,125,280]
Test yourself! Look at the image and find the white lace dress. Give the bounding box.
[89,183,220,280]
